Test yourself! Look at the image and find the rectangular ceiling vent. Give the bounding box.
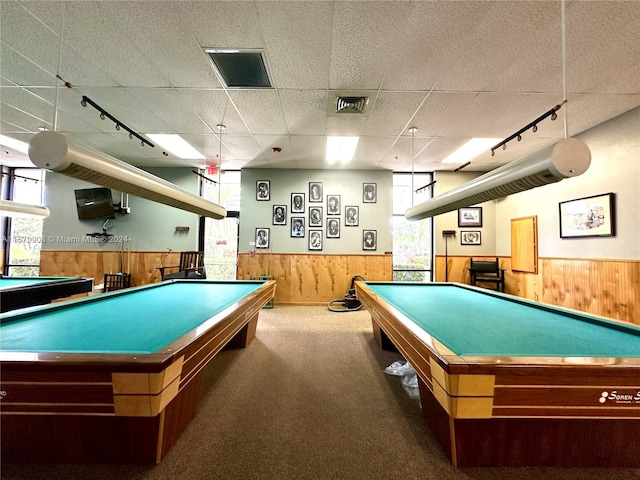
[335,96,368,114]
[205,49,273,88]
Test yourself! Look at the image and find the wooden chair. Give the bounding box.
[103,273,131,292]
[468,258,505,292]
[158,251,206,280]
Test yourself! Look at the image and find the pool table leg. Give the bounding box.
[371,321,398,352]
[226,312,259,349]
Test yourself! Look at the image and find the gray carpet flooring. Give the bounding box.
[2,306,639,480]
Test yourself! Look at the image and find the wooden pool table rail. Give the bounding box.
[356,281,640,467]
[0,280,276,464]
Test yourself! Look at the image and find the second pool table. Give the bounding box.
[356,281,640,467]
[0,279,276,464]
[0,275,94,312]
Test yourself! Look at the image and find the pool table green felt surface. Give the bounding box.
[0,281,263,354]
[367,283,640,357]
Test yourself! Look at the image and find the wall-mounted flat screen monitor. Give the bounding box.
[74,187,116,220]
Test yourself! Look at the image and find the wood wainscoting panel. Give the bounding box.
[237,253,392,305]
[436,255,639,325]
[540,258,639,325]
[39,250,181,288]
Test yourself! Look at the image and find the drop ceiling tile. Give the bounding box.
[279,90,327,135]
[1,1,61,76]
[61,2,170,88]
[182,2,264,49]
[364,92,428,137]
[326,116,368,137]
[290,135,325,163]
[257,2,333,90]
[330,1,411,90]
[228,90,288,135]
[0,46,56,88]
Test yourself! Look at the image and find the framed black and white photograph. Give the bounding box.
[256,180,270,201]
[291,217,305,238]
[327,195,340,215]
[309,182,323,203]
[460,230,481,245]
[272,205,287,225]
[345,206,359,226]
[309,206,323,227]
[255,228,270,248]
[458,207,483,227]
[559,192,615,238]
[291,193,305,213]
[363,183,377,203]
[308,229,323,250]
[326,218,340,238]
[363,230,377,250]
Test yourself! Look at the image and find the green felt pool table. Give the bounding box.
[0,279,276,464]
[356,281,640,468]
[0,275,94,312]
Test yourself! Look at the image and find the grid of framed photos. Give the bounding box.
[255,181,380,251]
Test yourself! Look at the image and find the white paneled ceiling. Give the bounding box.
[1,0,639,172]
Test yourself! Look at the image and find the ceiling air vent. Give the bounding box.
[335,96,368,114]
[205,49,273,88]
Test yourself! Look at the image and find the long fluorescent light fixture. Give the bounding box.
[29,132,226,219]
[146,134,205,160]
[326,136,359,163]
[0,200,50,219]
[0,134,29,154]
[442,138,501,164]
[405,138,591,221]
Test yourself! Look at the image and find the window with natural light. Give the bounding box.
[4,168,46,276]
[392,172,433,282]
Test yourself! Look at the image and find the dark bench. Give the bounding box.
[468,258,505,292]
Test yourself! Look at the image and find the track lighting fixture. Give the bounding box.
[490,102,564,156]
[80,96,154,148]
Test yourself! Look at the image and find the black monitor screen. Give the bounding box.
[74,187,116,220]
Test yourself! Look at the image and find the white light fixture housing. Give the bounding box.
[0,200,50,219]
[146,134,205,160]
[405,138,591,221]
[326,136,359,163]
[29,132,226,219]
[441,138,502,164]
[0,134,29,154]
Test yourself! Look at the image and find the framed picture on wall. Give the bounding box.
[363,230,377,250]
[559,192,615,238]
[458,207,482,227]
[363,183,377,203]
[309,206,323,227]
[460,230,481,245]
[326,218,340,238]
[255,228,270,248]
[291,193,305,213]
[291,217,305,237]
[308,229,322,250]
[256,180,270,201]
[345,206,359,226]
[272,205,286,225]
[327,195,340,215]
[309,182,323,203]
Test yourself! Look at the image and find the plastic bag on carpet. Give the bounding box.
[384,360,421,403]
